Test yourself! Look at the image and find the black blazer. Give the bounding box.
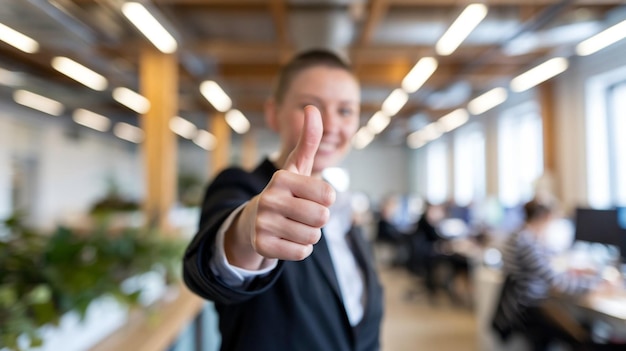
[183,159,384,351]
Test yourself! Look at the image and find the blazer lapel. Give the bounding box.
[346,227,378,319]
[311,231,343,301]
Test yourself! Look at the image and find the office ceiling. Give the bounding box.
[0,0,624,144]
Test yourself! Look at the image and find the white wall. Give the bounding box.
[343,140,410,205]
[0,101,143,229]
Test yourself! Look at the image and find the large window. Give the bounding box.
[609,82,626,206]
[586,66,626,208]
[498,101,543,208]
[454,123,485,207]
[426,138,449,205]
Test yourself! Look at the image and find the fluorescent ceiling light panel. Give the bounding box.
[576,19,626,56]
[402,57,438,93]
[510,57,568,92]
[366,111,391,135]
[437,108,469,132]
[112,87,150,114]
[122,2,177,54]
[51,56,108,91]
[407,131,427,149]
[225,109,250,134]
[193,130,218,151]
[436,3,488,56]
[407,122,443,149]
[381,88,409,117]
[72,109,111,132]
[0,22,39,53]
[352,127,375,150]
[200,81,232,112]
[113,122,144,143]
[170,116,197,139]
[13,89,64,116]
[467,87,508,115]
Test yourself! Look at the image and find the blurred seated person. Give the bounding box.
[408,202,470,304]
[375,195,407,266]
[376,195,404,243]
[496,198,619,351]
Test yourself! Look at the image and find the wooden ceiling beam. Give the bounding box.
[358,0,390,46]
[269,0,289,47]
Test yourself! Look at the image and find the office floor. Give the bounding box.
[378,266,479,351]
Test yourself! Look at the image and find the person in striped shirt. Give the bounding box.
[500,199,604,350]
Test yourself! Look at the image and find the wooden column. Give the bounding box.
[140,47,178,231]
[210,112,231,177]
[540,81,557,173]
[241,130,257,171]
[539,81,559,200]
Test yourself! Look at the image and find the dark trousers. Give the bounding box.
[522,306,586,351]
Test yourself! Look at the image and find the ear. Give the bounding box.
[264,98,279,132]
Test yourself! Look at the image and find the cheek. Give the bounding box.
[287,120,304,147]
[340,118,360,141]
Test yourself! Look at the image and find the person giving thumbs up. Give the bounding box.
[183,49,384,351]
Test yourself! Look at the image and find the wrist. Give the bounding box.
[224,197,265,270]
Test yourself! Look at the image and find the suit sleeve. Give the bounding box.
[182,168,285,305]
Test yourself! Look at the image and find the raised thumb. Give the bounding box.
[283,105,323,176]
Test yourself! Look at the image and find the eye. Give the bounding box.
[338,107,355,117]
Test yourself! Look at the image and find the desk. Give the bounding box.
[575,288,626,342]
[552,283,626,344]
[89,285,205,351]
[582,290,626,322]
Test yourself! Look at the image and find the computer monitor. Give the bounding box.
[617,207,626,262]
[574,208,625,248]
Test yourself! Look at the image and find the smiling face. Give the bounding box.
[266,65,360,176]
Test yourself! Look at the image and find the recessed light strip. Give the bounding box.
[0,22,39,53]
[436,4,488,56]
[200,81,232,112]
[468,87,508,115]
[225,109,251,134]
[13,89,64,116]
[576,19,626,56]
[366,111,391,135]
[112,87,150,114]
[510,57,569,92]
[72,108,111,132]
[114,122,144,143]
[402,57,438,94]
[122,2,177,54]
[193,130,218,150]
[352,127,375,150]
[51,56,108,91]
[170,116,197,139]
[381,88,409,117]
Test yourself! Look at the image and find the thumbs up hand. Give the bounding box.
[225,106,336,269]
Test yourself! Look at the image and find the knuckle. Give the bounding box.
[272,170,290,183]
[321,183,336,206]
[254,235,271,256]
[309,229,322,244]
[294,245,312,261]
[312,207,330,228]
